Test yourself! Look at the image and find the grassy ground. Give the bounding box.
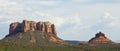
[0,42,120,51]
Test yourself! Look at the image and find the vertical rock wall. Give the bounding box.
[9,22,20,34]
[9,20,57,35]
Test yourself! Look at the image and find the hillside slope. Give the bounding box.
[1,31,67,46]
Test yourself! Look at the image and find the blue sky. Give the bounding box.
[0,0,120,42]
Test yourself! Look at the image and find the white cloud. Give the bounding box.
[0,1,17,6]
[100,12,120,29]
[30,12,66,27]
[0,0,120,41]
[71,0,92,3]
[24,1,62,6]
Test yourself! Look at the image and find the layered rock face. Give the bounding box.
[9,22,22,35]
[6,20,67,45]
[88,32,115,44]
[9,20,57,36]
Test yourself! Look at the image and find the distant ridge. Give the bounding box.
[65,40,80,44]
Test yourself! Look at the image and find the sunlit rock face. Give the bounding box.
[8,20,57,36]
[4,20,67,45]
[88,32,115,44]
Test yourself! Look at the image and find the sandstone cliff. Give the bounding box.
[4,20,67,45]
[88,32,115,44]
[8,20,57,36]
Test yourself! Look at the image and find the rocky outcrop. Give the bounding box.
[22,20,37,32]
[51,24,57,35]
[4,20,67,45]
[48,34,65,44]
[36,22,45,32]
[8,20,57,36]
[9,22,22,34]
[88,32,115,44]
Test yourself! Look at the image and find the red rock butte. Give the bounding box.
[88,32,115,44]
[8,20,57,36]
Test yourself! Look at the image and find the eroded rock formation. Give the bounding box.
[88,32,115,44]
[9,22,22,34]
[9,20,57,36]
[4,20,68,45]
[51,24,57,35]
